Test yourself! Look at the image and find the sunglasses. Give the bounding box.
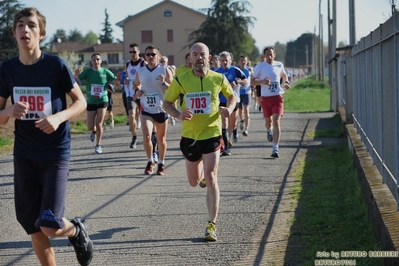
[160,61,165,63]
[93,58,101,61]
[129,51,138,54]
[145,53,157,57]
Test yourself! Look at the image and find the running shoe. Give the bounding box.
[222,147,232,156]
[204,222,217,241]
[89,132,95,142]
[130,136,137,149]
[69,217,94,266]
[267,131,273,142]
[243,130,248,137]
[228,140,233,148]
[144,161,155,175]
[110,120,114,129]
[95,145,102,154]
[199,179,206,188]
[157,163,165,175]
[239,120,244,130]
[170,117,176,126]
[102,123,106,130]
[271,148,279,158]
[152,152,159,163]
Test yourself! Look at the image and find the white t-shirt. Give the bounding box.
[252,61,286,97]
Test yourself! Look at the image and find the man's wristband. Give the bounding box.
[162,82,169,87]
[284,81,290,85]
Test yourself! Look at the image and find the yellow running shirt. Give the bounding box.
[165,70,234,140]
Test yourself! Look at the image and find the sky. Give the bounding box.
[19,0,396,51]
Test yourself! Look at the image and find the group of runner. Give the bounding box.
[0,6,291,265]
[77,42,291,244]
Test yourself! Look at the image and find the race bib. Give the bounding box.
[185,92,211,114]
[13,87,52,120]
[91,84,104,98]
[269,82,279,93]
[142,92,161,109]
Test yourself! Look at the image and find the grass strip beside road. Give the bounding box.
[283,76,383,265]
[289,143,383,265]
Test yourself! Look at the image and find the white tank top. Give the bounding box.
[137,64,167,114]
[126,59,145,97]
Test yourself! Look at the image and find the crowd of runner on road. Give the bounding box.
[0,6,307,266]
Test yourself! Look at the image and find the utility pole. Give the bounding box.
[328,0,332,88]
[313,26,316,76]
[305,45,309,73]
[331,0,337,111]
[349,0,356,45]
[318,0,323,81]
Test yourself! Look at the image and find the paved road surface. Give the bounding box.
[0,111,336,266]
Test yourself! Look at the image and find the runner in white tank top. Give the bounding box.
[134,45,174,176]
[125,43,146,149]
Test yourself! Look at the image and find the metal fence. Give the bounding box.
[336,10,399,208]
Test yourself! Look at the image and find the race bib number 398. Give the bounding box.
[13,87,52,120]
[185,92,211,114]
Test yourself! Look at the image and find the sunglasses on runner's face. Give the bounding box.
[93,58,101,61]
[129,51,138,54]
[145,53,157,57]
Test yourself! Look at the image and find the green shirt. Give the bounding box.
[165,70,234,140]
[78,68,116,104]
[175,64,191,77]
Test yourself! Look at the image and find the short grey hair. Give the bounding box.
[219,51,231,58]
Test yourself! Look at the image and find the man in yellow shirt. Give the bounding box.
[163,42,236,242]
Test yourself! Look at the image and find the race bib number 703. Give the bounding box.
[185,92,211,114]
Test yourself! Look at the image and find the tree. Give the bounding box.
[83,31,99,45]
[51,29,67,43]
[58,51,85,72]
[338,41,347,48]
[187,0,257,61]
[0,0,24,62]
[99,9,113,44]
[285,33,314,68]
[273,42,287,64]
[68,28,83,43]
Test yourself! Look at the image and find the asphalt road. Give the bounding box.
[0,110,336,266]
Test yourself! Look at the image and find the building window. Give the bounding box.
[108,53,119,64]
[168,55,174,66]
[164,10,172,17]
[142,30,153,43]
[78,54,84,65]
[167,30,173,42]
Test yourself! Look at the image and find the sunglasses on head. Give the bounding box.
[129,51,138,54]
[145,53,157,57]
